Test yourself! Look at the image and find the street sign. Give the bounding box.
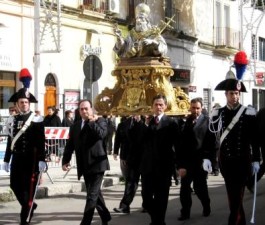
[83,55,102,82]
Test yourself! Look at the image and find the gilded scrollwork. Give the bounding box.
[117,68,150,112]
[94,57,190,116]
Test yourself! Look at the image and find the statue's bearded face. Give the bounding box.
[135,15,149,32]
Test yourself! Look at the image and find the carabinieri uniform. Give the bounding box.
[4,112,45,224]
[204,104,260,225]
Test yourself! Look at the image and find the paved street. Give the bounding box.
[0,174,264,225]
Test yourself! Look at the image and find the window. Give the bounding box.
[128,0,137,26]
[215,1,222,45]
[253,88,265,110]
[81,0,122,14]
[44,73,56,87]
[252,88,258,109]
[251,0,265,10]
[203,88,211,112]
[223,5,230,45]
[0,71,16,109]
[82,0,107,13]
[259,37,265,61]
[165,0,180,30]
[251,34,257,60]
[214,1,239,48]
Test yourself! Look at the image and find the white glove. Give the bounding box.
[252,161,260,175]
[203,159,212,173]
[3,162,10,172]
[38,161,47,172]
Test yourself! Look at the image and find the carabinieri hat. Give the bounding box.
[8,68,38,103]
[215,51,248,92]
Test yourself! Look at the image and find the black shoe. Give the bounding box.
[101,222,108,225]
[178,215,190,221]
[101,216,111,225]
[247,184,254,193]
[203,206,211,217]
[28,203,38,223]
[141,208,147,213]
[113,207,130,214]
[214,171,219,176]
[149,223,166,225]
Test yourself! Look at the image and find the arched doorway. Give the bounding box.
[44,73,57,115]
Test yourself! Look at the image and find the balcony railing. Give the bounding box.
[215,27,240,49]
[81,0,108,13]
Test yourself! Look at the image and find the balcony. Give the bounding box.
[213,27,240,55]
[80,0,106,13]
[80,0,119,16]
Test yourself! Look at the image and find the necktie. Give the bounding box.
[81,120,85,129]
[155,116,159,125]
[130,118,134,128]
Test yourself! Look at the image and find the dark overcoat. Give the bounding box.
[62,117,110,180]
[140,114,180,176]
[178,113,209,169]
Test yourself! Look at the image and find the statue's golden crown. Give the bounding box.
[135,3,150,18]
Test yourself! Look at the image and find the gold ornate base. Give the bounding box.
[94,57,190,116]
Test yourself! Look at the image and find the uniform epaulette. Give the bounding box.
[33,115,44,123]
[245,106,256,115]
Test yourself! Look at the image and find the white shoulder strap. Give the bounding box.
[220,106,245,145]
[11,112,35,151]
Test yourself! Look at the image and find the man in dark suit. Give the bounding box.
[62,99,111,225]
[177,97,211,220]
[113,115,146,213]
[140,94,180,225]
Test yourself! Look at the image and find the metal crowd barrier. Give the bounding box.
[45,127,76,181]
[0,127,74,182]
[0,134,8,175]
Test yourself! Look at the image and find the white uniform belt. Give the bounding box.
[11,113,35,151]
[220,106,245,146]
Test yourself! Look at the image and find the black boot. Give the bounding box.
[178,209,190,221]
[29,203,38,223]
[202,204,211,217]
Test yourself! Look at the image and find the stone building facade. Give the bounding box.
[1,0,265,118]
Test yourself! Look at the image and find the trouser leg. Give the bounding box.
[226,180,246,225]
[179,174,192,217]
[141,172,171,225]
[220,158,249,225]
[11,167,37,224]
[96,190,111,223]
[193,169,211,211]
[120,168,140,209]
[81,173,111,225]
